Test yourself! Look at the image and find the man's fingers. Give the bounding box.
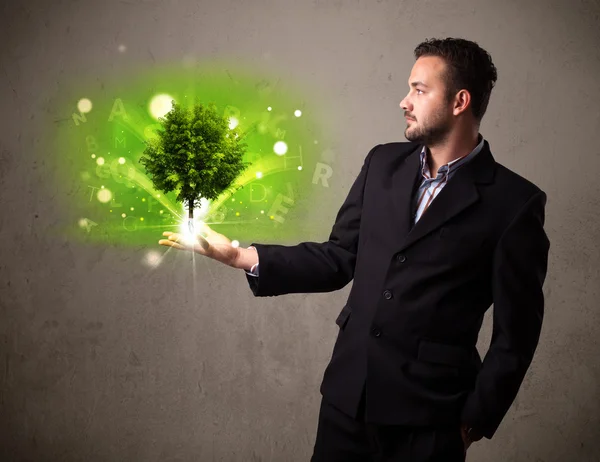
[159,232,212,254]
[197,234,210,251]
[158,239,187,250]
[197,224,210,239]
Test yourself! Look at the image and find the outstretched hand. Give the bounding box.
[158,223,240,268]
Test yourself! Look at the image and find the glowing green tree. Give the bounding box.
[139,100,250,230]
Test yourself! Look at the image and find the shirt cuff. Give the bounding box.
[245,246,259,277]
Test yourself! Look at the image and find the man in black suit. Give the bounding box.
[160,38,550,462]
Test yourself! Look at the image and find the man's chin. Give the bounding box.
[404,131,423,143]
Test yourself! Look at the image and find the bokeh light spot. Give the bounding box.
[274,141,288,155]
[144,251,162,268]
[149,94,175,119]
[78,98,92,113]
[97,189,112,203]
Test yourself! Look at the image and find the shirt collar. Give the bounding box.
[419,133,484,179]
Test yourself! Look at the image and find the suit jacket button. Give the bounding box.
[396,254,406,262]
[371,328,381,337]
[383,290,393,300]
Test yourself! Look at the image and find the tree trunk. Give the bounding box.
[188,198,194,220]
[187,198,195,235]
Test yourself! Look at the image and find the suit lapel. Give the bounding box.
[391,143,423,242]
[391,139,496,252]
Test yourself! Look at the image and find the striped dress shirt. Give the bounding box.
[413,133,484,224]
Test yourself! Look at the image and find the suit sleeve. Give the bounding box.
[244,144,381,297]
[460,190,551,439]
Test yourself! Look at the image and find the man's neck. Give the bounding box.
[426,132,480,178]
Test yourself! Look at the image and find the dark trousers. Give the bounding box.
[310,384,466,462]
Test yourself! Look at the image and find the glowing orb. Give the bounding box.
[118,157,126,164]
[229,117,239,129]
[231,240,240,248]
[149,94,175,119]
[274,141,288,156]
[96,157,105,166]
[97,189,112,203]
[144,251,162,268]
[256,172,263,179]
[77,98,92,113]
[294,110,302,117]
[118,44,127,53]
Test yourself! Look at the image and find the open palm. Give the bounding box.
[159,223,239,267]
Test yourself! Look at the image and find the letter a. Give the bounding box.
[108,98,128,122]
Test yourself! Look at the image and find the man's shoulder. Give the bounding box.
[371,140,546,197]
[492,160,545,199]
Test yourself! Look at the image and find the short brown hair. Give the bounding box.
[414,37,498,124]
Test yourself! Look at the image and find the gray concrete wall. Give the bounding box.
[1,0,599,460]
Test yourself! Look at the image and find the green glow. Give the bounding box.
[50,60,333,246]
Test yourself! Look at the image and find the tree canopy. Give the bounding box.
[139,100,250,219]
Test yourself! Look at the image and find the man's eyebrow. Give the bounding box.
[409,81,429,88]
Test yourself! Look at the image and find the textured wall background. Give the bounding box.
[1,0,599,460]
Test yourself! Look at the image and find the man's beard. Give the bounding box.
[404,113,452,147]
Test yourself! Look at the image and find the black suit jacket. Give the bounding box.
[245,140,550,440]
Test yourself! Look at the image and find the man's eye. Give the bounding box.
[417,89,424,94]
